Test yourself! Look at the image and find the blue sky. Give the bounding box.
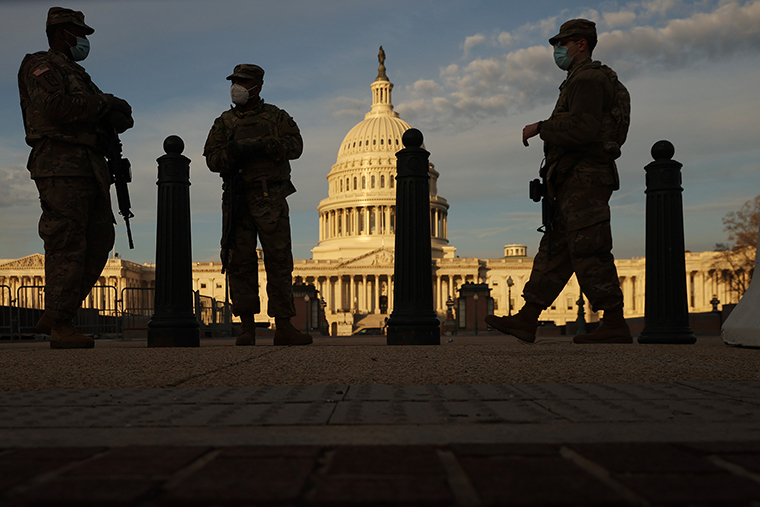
[1,0,759,264]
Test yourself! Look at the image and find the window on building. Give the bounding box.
[340,180,343,192]
[200,283,206,289]
[353,177,357,190]
[390,175,395,188]
[216,284,223,289]
[371,175,375,188]
[380,175,385,188]
[362,176,366,189]
[567,297,574,310]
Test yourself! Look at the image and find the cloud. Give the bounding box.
[604,10,637,27]
[327,97,365,120]
[463,34,486,55]
[396,1,760,131]
[0,143,37,209]
[497,32,514,47]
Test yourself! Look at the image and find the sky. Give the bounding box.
[1,0,759,264]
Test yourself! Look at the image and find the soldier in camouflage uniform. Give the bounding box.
[486,19,632,344]
[204,64,311,346]
[18,7,133,349]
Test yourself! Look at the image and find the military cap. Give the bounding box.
[46,7,94,35]
[226,64,265,83]
[549,19,596,46]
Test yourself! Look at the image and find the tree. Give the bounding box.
[714,195,760,299]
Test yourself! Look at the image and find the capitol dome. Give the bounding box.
[311,48,454,261]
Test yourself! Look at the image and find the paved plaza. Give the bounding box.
[1,334,759,505]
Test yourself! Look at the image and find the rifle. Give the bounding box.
[529,176,554,260]
[104,131,135,249]
[220,171,245,274]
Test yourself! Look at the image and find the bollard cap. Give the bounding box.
[651,140,675,161]
[402,128,423,149]
[164,135,184,155]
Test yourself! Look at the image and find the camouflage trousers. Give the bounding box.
[523,165,624,313]
[35,177,115,321]
[225,191,296,318]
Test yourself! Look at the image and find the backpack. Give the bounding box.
[597,64,630,160]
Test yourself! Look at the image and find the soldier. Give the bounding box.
[487,19,632,344]
[204,64,312,346]
[18,7,134,349]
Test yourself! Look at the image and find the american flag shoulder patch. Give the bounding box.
[33,65,50,77]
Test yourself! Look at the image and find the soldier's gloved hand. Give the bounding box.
[238,139,266,157]
[227,139,243,160]
[103,94,134,133]
[108,111,134,133]
[108,95,133,116]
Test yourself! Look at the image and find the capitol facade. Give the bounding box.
[0,53,741,335]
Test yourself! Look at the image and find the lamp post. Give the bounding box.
[304,294,310,333]
[320,297,326,334]
[576,294,587,335]
[473,293,479,336]
[506,276,514,316]
[710,295,720,312]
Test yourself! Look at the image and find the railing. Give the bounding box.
[121,287,155,335]
[195,292,234,337]
[0,285,14,337]
[0,285,233,339]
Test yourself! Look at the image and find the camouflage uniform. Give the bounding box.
[523,56,624,313]
[203,68,302,319]
[18,24,117,321]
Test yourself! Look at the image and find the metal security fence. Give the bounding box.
[121,287,155,334]
[0,285,233,339]
[1,285,119,339]
[195,293,234,337]
[0,285,14,337]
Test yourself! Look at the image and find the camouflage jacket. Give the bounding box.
[18,49,112,181]
[540,58,618,184]
[204,99,302,195]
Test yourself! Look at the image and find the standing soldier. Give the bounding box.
[204,64,312,346]
[18,7,134,348]
[487,19,632,344]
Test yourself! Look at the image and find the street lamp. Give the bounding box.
[506,276,514,316]
[473,293,479,336]
[304,294,310,333]
[576,294,586,335]
[710,295,720,312]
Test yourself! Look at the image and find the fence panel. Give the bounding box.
[0,285,14,338]
[195,292,233,337]
[15,285,45,335]
[6,285,119,337]
[121,287,155,334]
[78,285,119,335]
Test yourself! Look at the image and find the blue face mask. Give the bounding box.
[65,30,90,61]
[553,42,577,70]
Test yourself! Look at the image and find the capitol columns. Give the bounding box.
[387,129,440,345]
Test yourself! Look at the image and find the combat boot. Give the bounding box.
[50,320,94,349]
[236,313,256,346]
[273,318,312,346]
[484,303,543,343]
[35,310,54,335]
[573,308,632,344]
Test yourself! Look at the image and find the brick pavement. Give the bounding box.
[3,442,760,505]
[2,336,760,505]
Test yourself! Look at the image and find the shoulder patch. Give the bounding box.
[33,65,50,77]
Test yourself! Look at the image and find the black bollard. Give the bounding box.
[638,140,696,344]
[147,136,200,347]
[386,129,440,345]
